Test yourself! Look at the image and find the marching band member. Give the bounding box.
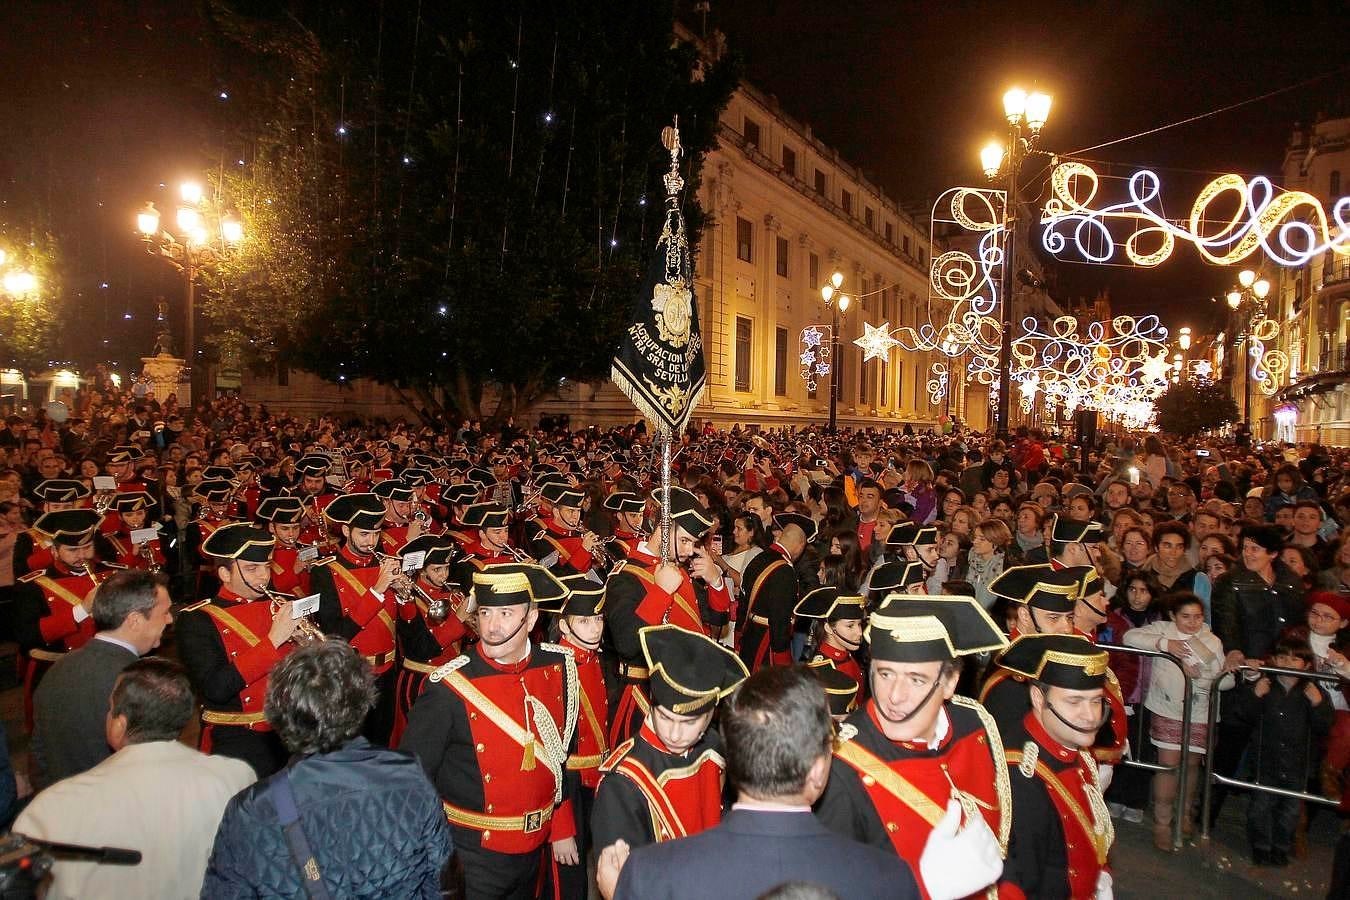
[402,563,579,900]
[176,523,302,777]
[603,487,733,745]
[310,493,402,743]
[815,594,1010,900]
[591,624,747,851]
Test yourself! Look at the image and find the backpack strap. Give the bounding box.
[266,771,332,900]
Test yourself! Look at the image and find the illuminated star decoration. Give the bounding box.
[1139,350,1172,385]
[799,325,834,392]
[1191,359,1213,380]
[854,321,901,363]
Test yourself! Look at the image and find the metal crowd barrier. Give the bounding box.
[1098,643,1194,851]
[1199,663,1343,841]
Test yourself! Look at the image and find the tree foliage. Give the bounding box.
[1153,377,1239,437]
[200,0,738,422]
[0,229,65,372]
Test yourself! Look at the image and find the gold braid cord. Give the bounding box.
[951,695,1012,856]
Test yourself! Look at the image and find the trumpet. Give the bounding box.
[584,531,613,571]
[93,489,116,516]
[504,545,535,563]
[263,587,326,645]
[138,539,162,574]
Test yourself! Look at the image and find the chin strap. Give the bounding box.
[876,676,945,725]
[479,615,530,647]
[1045,698,1104,735]
[825,624,862,651]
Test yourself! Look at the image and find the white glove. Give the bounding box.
[1095,869,1113,900]
[1097,763,1114,793]
[919,800,1004,900]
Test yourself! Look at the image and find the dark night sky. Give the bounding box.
[705,0,1348,328]
[0,1,1345,369]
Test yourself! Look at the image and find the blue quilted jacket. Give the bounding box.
[201,737,451,899]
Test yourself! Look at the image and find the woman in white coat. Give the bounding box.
[1124,591,1235,850]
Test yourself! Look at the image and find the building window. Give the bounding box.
[735,317,752,392]
[776,236,790,277]
[859,359,870,405]
[884,222,894,244]
[775,327,789,396]
[880,358,887,405]
[809,253,820,290]
[864,207,874,229]
[744,118,761,149]
[736,217,753,263]
[842,190,854,215]
[782,145,797,177]
[902,235,910,256]
[1332,171,1341,196]
[814,169,827,195]
[277,363,289,387]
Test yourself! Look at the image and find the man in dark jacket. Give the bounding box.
[202,641,451,898]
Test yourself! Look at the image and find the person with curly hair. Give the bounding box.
[203,640,451,898]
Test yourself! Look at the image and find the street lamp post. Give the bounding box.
[0,247,41,299]
[1226,269,1271,429]
[136,181,243,410]
[983,87,1052,439]
[821,271,851,432]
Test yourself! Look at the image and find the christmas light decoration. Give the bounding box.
[854,320,902,363]
[799,325,832,393]
[926,362,949,405]
[1040,161,1350,268]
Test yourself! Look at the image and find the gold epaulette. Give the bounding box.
[599,737,637,774]
[835,722,859,745]
[180,599,212,613]
[427,655,471,683]
[18,570,44,583]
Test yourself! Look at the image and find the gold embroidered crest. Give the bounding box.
[651,279,693,348]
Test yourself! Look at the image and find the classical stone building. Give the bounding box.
[1267,115,1350,446]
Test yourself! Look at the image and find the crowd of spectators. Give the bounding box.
[0,380,1345,893]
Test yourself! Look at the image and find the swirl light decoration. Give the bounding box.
[1010,314,1173,422]
[1040,161,1350,268]
[798,326,832,393]
[1247,317,1289,396]
[894,186,1008,382]
[926,362,949,405]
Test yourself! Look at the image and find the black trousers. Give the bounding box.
[204,724,288,778]
[546,784,594,900]
[361,665,398,746]
[457,843,544,900]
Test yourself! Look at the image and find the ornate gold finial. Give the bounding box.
[662,116,684,198]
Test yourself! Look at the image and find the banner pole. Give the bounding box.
[660,428,673,566]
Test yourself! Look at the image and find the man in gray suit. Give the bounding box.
[33,570,173,783]
[598,666,921,900]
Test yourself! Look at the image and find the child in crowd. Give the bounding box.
[1231,631,1334,866]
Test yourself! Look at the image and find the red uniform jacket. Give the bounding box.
[310,547,398,674]
[400,643,580,855]
[999,712,1113,899]
[815,698,1011,900]
[591,720,725,849]
[560,636,609,790]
